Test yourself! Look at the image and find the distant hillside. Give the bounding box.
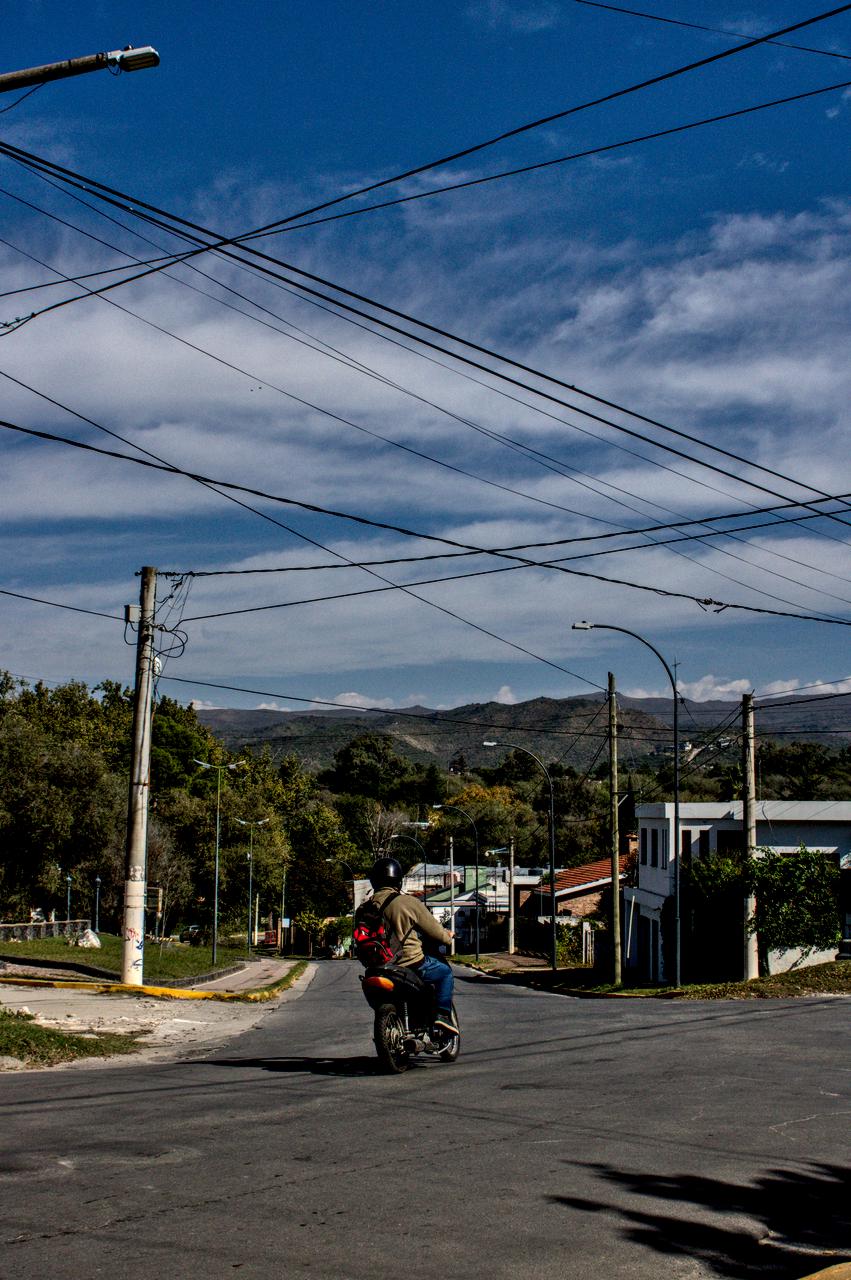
[197,690,851,773]
[200,695,668,772]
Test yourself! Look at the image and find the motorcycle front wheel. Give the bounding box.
[374,1003,409,1074]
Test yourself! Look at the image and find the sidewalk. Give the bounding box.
[0,957,312,1070]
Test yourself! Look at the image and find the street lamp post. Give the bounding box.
[390,832,429,906]
[194,759,246,965]
[0,46,160,95]
[94,876,101,934]
[483,741,558,972]
[66,874,72,926]
[432,804,480,960]
[573,621,681,986]
[325,858,357,953]
[236,818,269,956]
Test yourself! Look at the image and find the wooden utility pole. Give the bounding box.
[122,567,157,985]
[609,672,622,985]
[742,693,759,980]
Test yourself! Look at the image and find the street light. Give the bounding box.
[573,621,681,986]
[483,741,558,972]
[194,758,247,965]
[0,46,160,95]
[390,832,430,905]
[94,876,101,934]
[326,858,358,954]
[236,818,268,956]
[66,874,72,926]
[433,804,481,960]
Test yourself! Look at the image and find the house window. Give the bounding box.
[640,828,648,865]
[698,829,710,858]
[661,828,669,869]
[681,828,692,863]
[651,828,659,868]
[717,829,744,856]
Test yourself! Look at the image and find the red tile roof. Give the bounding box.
[552,855,630,895]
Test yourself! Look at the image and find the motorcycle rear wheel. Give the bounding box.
[374,1003,409,1073]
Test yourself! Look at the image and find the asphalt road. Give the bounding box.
[1,962,848,1280]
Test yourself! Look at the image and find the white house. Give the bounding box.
[625,801,851,983]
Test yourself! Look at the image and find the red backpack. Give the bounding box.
[353,891,404,968]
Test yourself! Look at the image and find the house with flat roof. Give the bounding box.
[626,801,851,982]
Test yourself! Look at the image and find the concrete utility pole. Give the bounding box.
[122,566,157,985]
[0,46,159,95]
[508,838,516,956]
[609,672,622,986]
[742,693,760,980]
[448,835,456,956]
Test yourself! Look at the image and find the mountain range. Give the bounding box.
[197,690,851,772]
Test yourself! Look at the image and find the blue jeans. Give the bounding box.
[416,954,454,1013]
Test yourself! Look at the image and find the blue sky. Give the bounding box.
[2,2,851,714]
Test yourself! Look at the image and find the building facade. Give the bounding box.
[625,801,851,982]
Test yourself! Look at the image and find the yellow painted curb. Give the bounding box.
[0,962,308,1002]
[797,1264,851,1280]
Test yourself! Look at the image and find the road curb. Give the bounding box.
[795,1265,851,1280]
[0,960,309,1003]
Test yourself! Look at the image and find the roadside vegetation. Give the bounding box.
[0,934,247,984]
[1,671,847,984]
[455,956,851,999]
[0,1005,140,1066]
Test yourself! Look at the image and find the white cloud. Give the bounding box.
[757,676,851,697]
[465,1,560,32]
[495,684,518,704]
[677,675,753,702]
[327,691,396,709]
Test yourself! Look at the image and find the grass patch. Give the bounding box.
[235,959,310,1001]
[672,959,851,1000]
[0,1005,140,1067]
[1,934,247,983]
[454,955,851,999]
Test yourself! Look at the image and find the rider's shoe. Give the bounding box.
[433,1009,456,1035]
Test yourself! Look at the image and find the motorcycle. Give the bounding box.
[360,961,460,1073]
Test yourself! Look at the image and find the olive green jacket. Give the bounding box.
[366,886,452,967]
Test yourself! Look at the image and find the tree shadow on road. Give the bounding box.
[204,1054,382,1077]
[550,1160,850,1278]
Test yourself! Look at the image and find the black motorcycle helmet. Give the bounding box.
[369,856,403,891]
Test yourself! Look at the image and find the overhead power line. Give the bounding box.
[243,79,851,238]
[236,2,851,239]
[5,416,851,627]
[567,0,851,62]
[3,136,849,547]
[0,585,122,620]
[9,190,851,610]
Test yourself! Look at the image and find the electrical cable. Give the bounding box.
[755,675,851,700]
[4,416,851,626]
[235,2,851,239]
[567,0,851,62]
[4,137,850,551]
[8,186,851,628]
[6,414,849,624]
[0,586,122,620]
[243,78,851,239]
[9,197,851,606]
[0,83,45,114]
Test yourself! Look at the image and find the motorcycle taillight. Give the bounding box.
[363,975,394,992]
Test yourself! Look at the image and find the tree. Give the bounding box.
[325,733,409,803]
[749,845,840,971]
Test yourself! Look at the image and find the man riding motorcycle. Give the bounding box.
[358,856,456,1034]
